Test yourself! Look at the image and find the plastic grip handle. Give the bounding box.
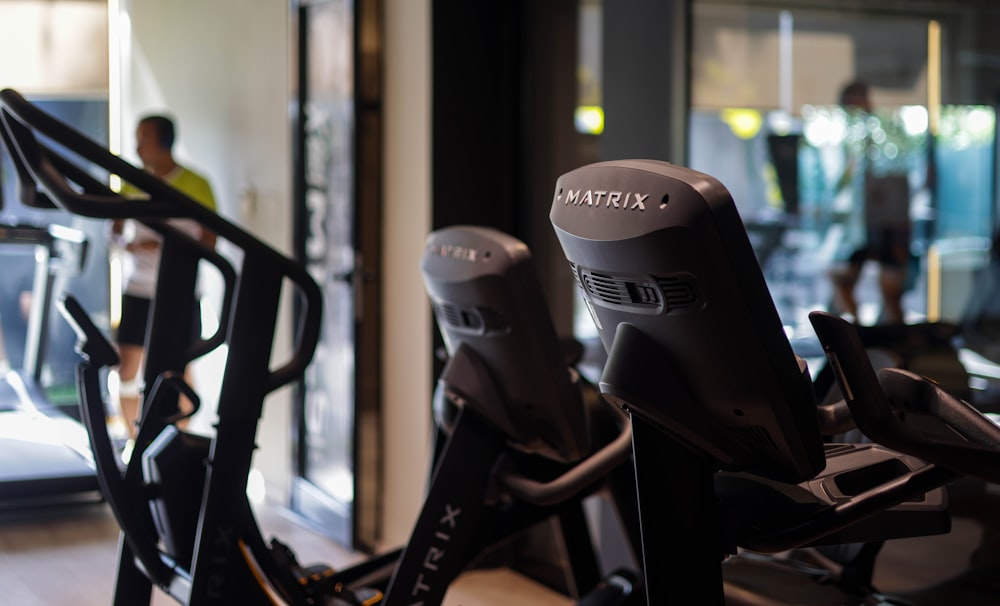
[3,88,325,393]
[499,415,633,506]
[267,263,323,392]
[3,88,276,254]
[877,368,1000,483]
[1,94,179,218]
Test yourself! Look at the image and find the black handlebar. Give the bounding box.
[0,87,322,394]
[17,77,330,599]
[58,295,179,583]
[877,367,1000,483]
[499,414,633,506]
[810,311,1000,484]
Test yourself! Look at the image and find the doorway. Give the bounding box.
[291,0,383,552]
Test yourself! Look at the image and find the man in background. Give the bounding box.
[112,115,217,438]
[828,81,912,325]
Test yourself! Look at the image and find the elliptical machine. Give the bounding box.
[549,159,1000,605]
[0,87,333,604]
[15,84,1000,604]
[1,88,641,605]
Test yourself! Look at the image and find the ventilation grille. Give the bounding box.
[433,301,508,334]
[434,301,463,326]
[571,264,585,290]
[583,271,633,306]
[657,277,699,312]
[570,263,702,314]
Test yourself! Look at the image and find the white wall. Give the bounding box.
[117,1,292,249]
[381,0,433,548]
[0,0,108,96]
[119,0,296,501]
[117,0,433,549]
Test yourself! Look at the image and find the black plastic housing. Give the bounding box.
[421,225,590,463]
[550,159,825,482]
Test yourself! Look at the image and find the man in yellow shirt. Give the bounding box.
[112,115,217,437]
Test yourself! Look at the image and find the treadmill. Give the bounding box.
[0,193,99,507]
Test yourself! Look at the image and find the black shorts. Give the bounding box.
[848,227,911,270]
[117,293,202,347]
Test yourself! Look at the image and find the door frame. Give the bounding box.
[290,0,383,552]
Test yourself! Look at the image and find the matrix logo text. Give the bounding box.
[407,503,462,605]
[427,243,482,263]
[560,189,650,211]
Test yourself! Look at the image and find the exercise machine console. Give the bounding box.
[551,160,1000,605]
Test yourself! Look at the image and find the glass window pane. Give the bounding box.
[691,3,944,332]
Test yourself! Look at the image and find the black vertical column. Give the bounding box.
[430,1,523,389]
[432,0,522,234]
[430,0,584,355]
[518,0,584,337]
[601,0,690,164]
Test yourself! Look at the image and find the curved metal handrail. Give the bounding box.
[0,87,321,394]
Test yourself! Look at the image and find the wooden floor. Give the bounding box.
[0,498,572,606]
[0,495,993,605]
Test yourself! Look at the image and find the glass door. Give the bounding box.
[689,3,937,331]
[291,0,382,551]
[688,0,1000,407]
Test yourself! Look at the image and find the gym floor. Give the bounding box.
[0,497,573,606]
[0,494,992,605]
